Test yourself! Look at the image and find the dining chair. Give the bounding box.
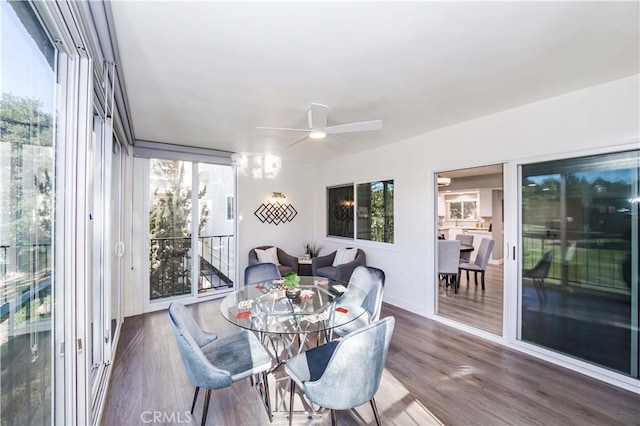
[458,238,495,291]
[331,265,385,338]
[285,316,395,426]
[455,234,474,263]
[244,262,281,285]
[523,250,554,304]
[168,302,273,425]
[438,239,461,292]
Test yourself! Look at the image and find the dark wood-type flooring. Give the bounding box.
[102,299,639,426]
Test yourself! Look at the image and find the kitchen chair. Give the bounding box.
[438,240,461,292]
[331,265,385,338]
[455,234,474,263]
[285,316,395,426]
[244,262,281,285]
[248,245,299,276]
[168,302,273,425]
[458,238,495,291]
[524,250,554,304]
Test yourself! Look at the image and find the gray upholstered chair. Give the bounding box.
[311,248,366,282]
[244,262,281,286]
[285,316,395,426]
[458,238,495,291]
[332,266,385,337]
[248,245,299,276]
[455,234,474,263]
[168,302,273,425]
[523,250,554,304]
[438,239,461,292]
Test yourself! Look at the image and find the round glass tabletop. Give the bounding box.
[220,276,365,335]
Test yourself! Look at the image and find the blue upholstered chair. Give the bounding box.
[458,237,495,291]
[332,266,385,338]
[168,302,273,425]
[244,262,281,286]
[284,316,395,426]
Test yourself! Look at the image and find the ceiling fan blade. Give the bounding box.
[326,120,383,134]
[256,126,310,132]
[283,133,310,148]
[308,103,330,130]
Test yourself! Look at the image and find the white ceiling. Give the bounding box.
[109,1,639,164]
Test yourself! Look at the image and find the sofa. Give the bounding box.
[248,246,299,276]
[311,248,366,283]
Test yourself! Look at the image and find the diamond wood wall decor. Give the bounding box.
[254,202,298,225]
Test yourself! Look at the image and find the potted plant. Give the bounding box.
[283,272,301,299]
[303,242,322,258]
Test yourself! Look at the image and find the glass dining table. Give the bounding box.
[220,276,365,358]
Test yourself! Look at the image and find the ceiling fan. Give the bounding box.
[257,103,383,148]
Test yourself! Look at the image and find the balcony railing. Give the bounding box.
[522,230,631,294]
[149,235,234,300]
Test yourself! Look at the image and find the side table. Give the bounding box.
[298,258,312,276]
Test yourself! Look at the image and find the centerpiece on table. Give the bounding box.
[283,272,301,299]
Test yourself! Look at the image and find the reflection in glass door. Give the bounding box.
[0,1,57,423]
[520,150,639,377]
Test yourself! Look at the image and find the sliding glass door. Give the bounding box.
[520,149,639,377]
[1,1,56,423]
[148,159,235,302]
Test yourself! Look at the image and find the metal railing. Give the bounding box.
[149,235,234,300]
[522,230,631,293]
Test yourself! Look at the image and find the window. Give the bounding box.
[1,1,57,423]
[357,180,394,243]
[327,185,354,238]
[446,192,478,220]
[327,180,395,243]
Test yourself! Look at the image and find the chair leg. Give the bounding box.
[331,409,337,426]
[288,380,295,426]
[474,271,478,286]
[370,398,381,426]
[456,269,461,294]
[201,389,212,426]
[481,271,485,290]
[191,387,200,414]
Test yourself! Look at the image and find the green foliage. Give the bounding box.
[148,160,209,299]
[0,93,54,250]
[303,242,322,257]
[283,272,300,289]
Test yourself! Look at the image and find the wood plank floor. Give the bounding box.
[101,300,639,426]
[438,263,503,335]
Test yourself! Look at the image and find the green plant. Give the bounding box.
[303,242,322,258]
[283,272,301,289]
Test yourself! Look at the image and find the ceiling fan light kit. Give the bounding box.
[257,103,383,148]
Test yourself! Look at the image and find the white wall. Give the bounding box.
[237,160,316,281]
[313,75,639,316]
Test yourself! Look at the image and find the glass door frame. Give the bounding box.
[139,153,237,314]
[506,142,640,393]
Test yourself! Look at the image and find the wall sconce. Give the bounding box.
[254,192,298,225]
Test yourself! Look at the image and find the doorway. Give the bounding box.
[436,164,504,335]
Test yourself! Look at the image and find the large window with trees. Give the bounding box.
[327,180,394,243]
[148,158,235,301]
[1,1,56,423]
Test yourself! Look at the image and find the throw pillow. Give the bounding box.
[332,247,358,267]
[255,246,281,266]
